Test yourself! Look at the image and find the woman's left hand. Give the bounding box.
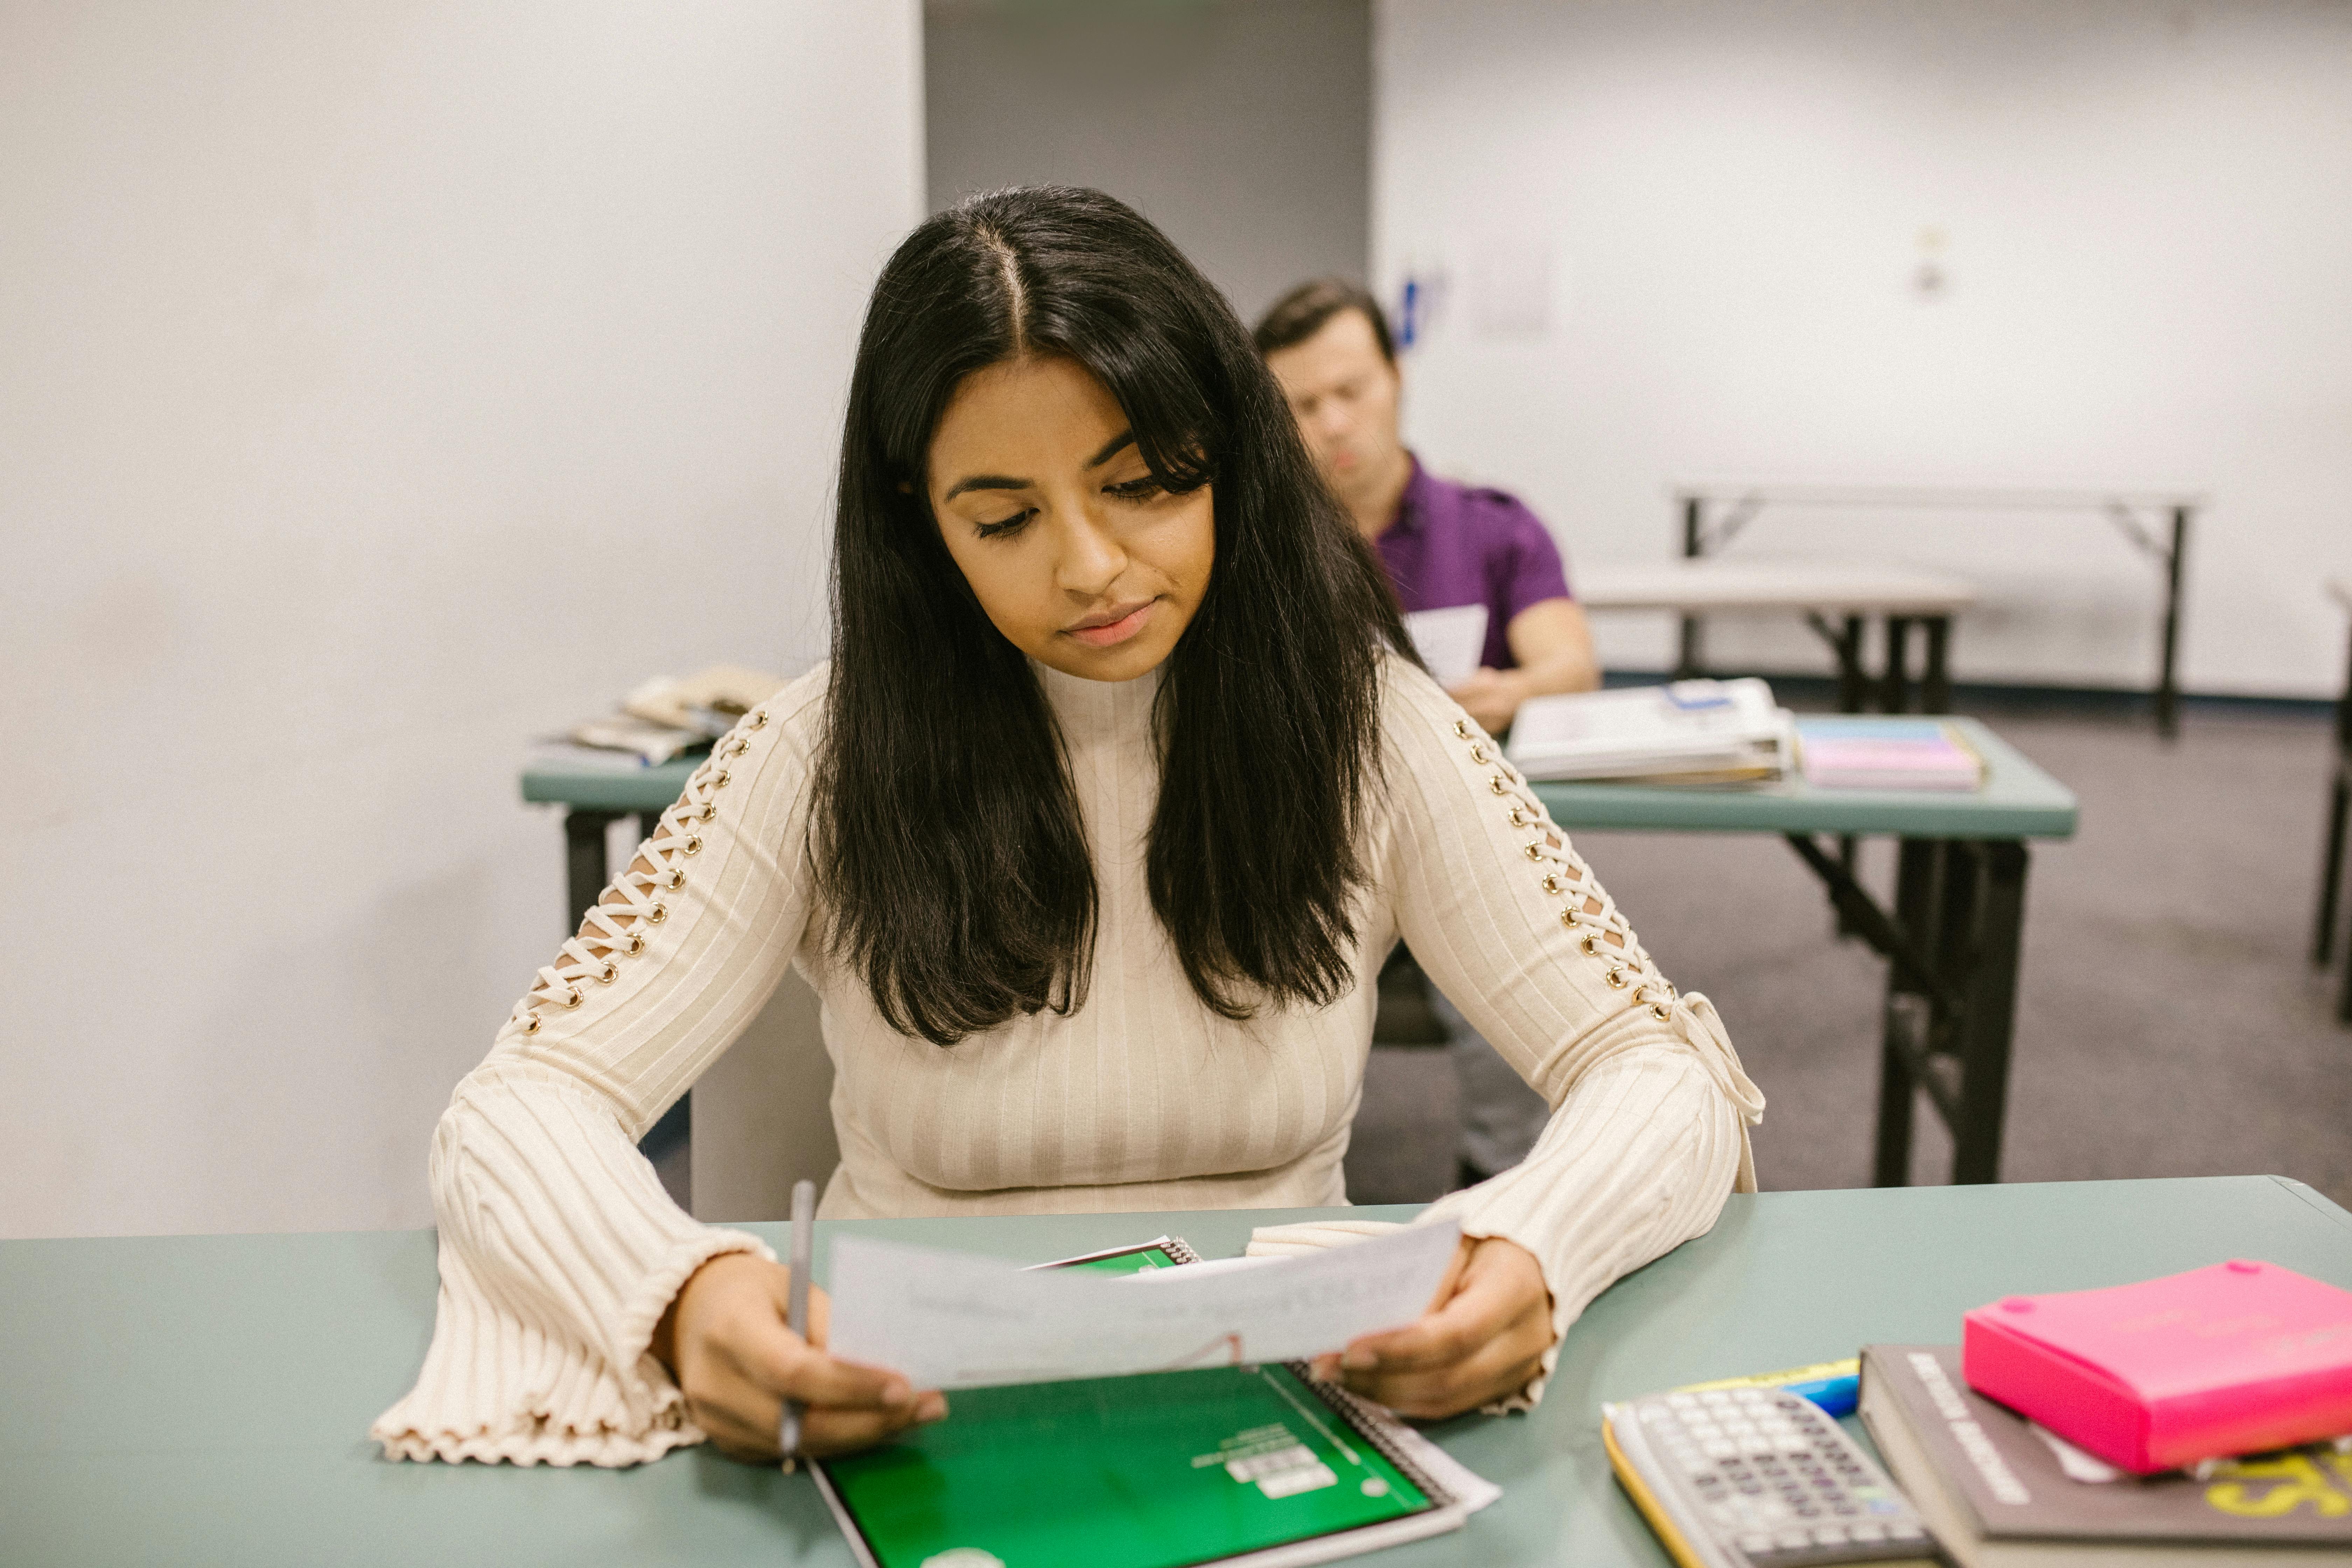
[1311,1235,1555,1418]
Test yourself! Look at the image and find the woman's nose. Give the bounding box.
[1056,512,1127,597]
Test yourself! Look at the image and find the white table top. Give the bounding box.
[1575,558,1979,615]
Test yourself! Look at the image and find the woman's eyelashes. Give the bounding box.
[972,477,1163,539]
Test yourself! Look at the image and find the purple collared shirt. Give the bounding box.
[1375,456,1573,672]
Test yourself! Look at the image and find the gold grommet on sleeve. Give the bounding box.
[648,902,668,924]
[699,803,717,823]
[523,1015,541,1035]
[1541,874,1563,894]
[1522,840,1545,862]
[712,770,731,790]
[682,835,702,856]
[1509,805,1534,828]
[624,933,645,955]
[1490,775,1508,796]
[750,710,768,729]
[1453,719,1471,739]
[597,963,618,984]
[562,988,583,1008]
[1604,966,1628,989]
[1559,908,1579,928]
[664,869,686,891]
[1468,742,1489,765]
[1651,1002,1673,1022]
[1580,933,1602,956]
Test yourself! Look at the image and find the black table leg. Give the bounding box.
[1871,838,1940,1185]
[1882,616,1914,714]
[1676,495,1706,679]
[564,809,621,929]
[2318,771,2349,968]
[1952,841,2029,1184]
[2157,507,2189,741]
[1922,617,1952,714]
[2319,623,2352,974]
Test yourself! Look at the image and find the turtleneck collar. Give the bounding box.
[1032,658,1165,752]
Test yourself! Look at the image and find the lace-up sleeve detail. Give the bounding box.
[371,671,828,1466]
[1373,655,1765,1408]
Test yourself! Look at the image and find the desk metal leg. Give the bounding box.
[1953,842,2028,1184]
[2156,507,2189,741]
[2318,770,2350,968]
[1677,495,1706,678]
[1795,831,2023,1185]
[1872,839,1939,1184]
[1882,616,1914,714]
[1922,618,1952,714]
[564,809,622,930]
[2318,624,2352,976]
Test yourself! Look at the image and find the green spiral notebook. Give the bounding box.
[813,1239,1475,1568]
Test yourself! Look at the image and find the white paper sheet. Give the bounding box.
[1402,604,1489,687]
[826,1220,1462,1390]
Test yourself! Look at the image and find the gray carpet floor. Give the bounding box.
[1345,702,2352,1207]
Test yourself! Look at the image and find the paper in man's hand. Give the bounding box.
[825,1221,1462,1390]
[1403,605,1489,687]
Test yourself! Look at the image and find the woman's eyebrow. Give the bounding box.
[940,430,1137,500]
[943,472,1027,500]
[1086,430,1137,468]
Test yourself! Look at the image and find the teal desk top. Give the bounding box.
[6,1176,2343,1566]
[520,717,2076,840]
[522,753,702,812]
[1536,716,2076,840]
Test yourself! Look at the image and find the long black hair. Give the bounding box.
[812,186,1412,1045]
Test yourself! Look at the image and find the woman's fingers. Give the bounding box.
[1329,1236,1555,1418]
[672,1267,947,1461]
[799,1392,950,1457]
[734,1325,917,1411]
[1352,1325,1548,1416]
[1346,1245,1521,1370]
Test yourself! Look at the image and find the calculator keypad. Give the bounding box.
[1630,1389,1934,1566]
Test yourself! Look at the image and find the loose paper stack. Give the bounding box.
[1505,678,1795,785]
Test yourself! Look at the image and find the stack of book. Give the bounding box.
[1798,720,1986,792]
[1860,1262,2352,1565]
[1505,678,1796,786]
[1861,1344,2352,1566]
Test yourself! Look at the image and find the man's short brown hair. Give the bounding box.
[1253,277,1396,364]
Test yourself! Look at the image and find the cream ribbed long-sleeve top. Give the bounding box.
[371,653,1763,1466]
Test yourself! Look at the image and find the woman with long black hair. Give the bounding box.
[373,187,1762,1468]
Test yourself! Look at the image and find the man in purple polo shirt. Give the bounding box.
[1257,278,1602,1188]
[1254,278,1599,733]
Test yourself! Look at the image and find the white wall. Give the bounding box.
[1377,0,2352,696]
[926,0,1368,324]
[0,1,922,1238]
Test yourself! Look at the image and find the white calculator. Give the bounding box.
[1603,1386,1947,1568]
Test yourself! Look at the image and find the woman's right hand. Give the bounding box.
[652,1251,947,1462]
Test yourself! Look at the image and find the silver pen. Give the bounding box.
[778,1177,816,1471]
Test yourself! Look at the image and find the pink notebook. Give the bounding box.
[1962,1260,2352,1474]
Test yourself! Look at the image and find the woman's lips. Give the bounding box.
[1064,599,1157,649]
